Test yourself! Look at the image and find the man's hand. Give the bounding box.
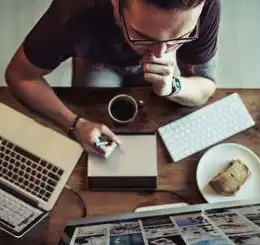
[74,118,120,157]
[141,51,176,96]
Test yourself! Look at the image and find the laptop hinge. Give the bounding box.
[0,181,39,208]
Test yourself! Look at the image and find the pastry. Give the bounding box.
[209,159,251,196]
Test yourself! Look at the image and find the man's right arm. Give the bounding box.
[5,45,120,157]
[5,45,77,131]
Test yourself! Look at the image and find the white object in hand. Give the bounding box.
[104,142,118,159]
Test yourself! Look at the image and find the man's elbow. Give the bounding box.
[5,62,18,87]
[200,81,216,106]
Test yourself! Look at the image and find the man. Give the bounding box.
[5,0,220,157]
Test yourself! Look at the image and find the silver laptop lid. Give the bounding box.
[0,103,83,211]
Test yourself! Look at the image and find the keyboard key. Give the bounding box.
[26,160,32,166]
[52,166,58,173]
[48,172,60,182]
[43,169,48,175]
[2,140,7,145]
[18,170,24,176]
[40,182,46,189]
[47,179,57,187]
[58,168,64,176]
[18,177,23,183]
[7,171,13,177]
[46,185,54,193]
[40,160,47,167]
[39,189,45,195]
[7,142,14,149]
[47,164,52,170]
[45,192,51,199]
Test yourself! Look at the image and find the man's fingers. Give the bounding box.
[143,63,171,76]
[141,54,175,66]
[86,142,106,156]
[100,125,121,145]
[144,73,165,85]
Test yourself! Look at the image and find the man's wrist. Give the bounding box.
[68,114,83,138]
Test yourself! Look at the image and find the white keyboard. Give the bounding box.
[0,188,43,232]
[158,93,255,162]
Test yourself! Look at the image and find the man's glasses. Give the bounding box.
[119,1,200,46]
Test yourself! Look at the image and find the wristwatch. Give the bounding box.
[167,76,182,97]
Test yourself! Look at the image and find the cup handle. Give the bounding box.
[138,100,145,110]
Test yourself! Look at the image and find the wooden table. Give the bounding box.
[0,87,259,245]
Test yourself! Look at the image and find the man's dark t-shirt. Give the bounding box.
[23,0,220,71]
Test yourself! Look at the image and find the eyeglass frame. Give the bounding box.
[118,0,200,46]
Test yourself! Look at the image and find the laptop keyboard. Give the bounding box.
[0,136,64,202]
[0,188,43,232]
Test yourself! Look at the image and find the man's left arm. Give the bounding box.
[167,56,217,107]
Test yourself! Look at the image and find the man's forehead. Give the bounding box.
[124,0,203,40]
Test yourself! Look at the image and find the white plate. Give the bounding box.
[196,143,260,203]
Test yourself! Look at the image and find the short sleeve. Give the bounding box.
[177,0,221,65]
[23,1,78,70]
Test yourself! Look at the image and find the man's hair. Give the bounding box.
[122,0,206,10]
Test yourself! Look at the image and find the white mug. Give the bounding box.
[108,94,140,124]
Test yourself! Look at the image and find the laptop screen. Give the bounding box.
[58,199,260,245]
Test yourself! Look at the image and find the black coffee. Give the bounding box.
[110,99,135,121]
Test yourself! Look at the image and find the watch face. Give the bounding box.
[173,77,181,94]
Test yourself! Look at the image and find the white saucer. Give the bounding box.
[196,143,260,203]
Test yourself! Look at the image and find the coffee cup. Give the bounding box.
[108,94,142,124]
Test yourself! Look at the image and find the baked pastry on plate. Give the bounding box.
[209,159,251,196]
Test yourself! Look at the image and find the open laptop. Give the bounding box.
[0,103,83,238]
[59,198,260,245]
